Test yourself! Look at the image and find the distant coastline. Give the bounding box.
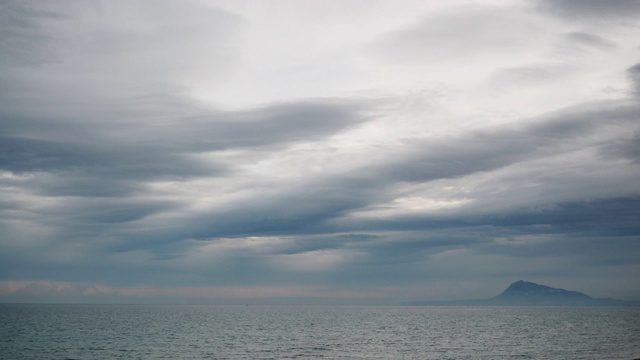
[407,280,640,306]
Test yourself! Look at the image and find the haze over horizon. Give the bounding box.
[1,0,640,305]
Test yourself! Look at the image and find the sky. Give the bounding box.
[1,0,639,305]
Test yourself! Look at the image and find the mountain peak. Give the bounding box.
[407,280,640,306]
[493,280,592,304]
[504,280,558,293]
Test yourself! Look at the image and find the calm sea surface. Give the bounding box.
[1,304,639,359]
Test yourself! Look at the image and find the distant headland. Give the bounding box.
[408,280,640,306]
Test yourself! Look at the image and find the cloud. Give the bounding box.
[372,4,542,65]
[0,1,62,67]
[350,101,638,188]
[3,92,639,302]
[536,0,640,20]
[0,99,365,176]
[562,32,618,50]
[629,63,640,97]
[1,1,640,304]
[490,65,561,87]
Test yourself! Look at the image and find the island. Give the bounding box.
[408,280,640,306]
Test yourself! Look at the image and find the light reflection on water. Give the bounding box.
[1,304,639,359]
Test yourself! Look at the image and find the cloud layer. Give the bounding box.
[1,0,639,304]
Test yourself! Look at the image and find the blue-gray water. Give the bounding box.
[1,304,639,359]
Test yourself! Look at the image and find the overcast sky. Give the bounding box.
[1,0,639,305]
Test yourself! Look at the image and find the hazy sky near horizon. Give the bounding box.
[1,0,640,304]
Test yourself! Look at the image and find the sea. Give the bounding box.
[1,304,639,359]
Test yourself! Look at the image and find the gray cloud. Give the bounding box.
[599,132,640,163]
[536,0,640,20]
[562,32,618,50]
[0,0,62,67]
[0,99,366,197]
[354,102,639,186]
[70,98,639,261]
[2,93,638,299]
[629,63,640,97]
[174,101,367,151]
[1,1,640,304]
